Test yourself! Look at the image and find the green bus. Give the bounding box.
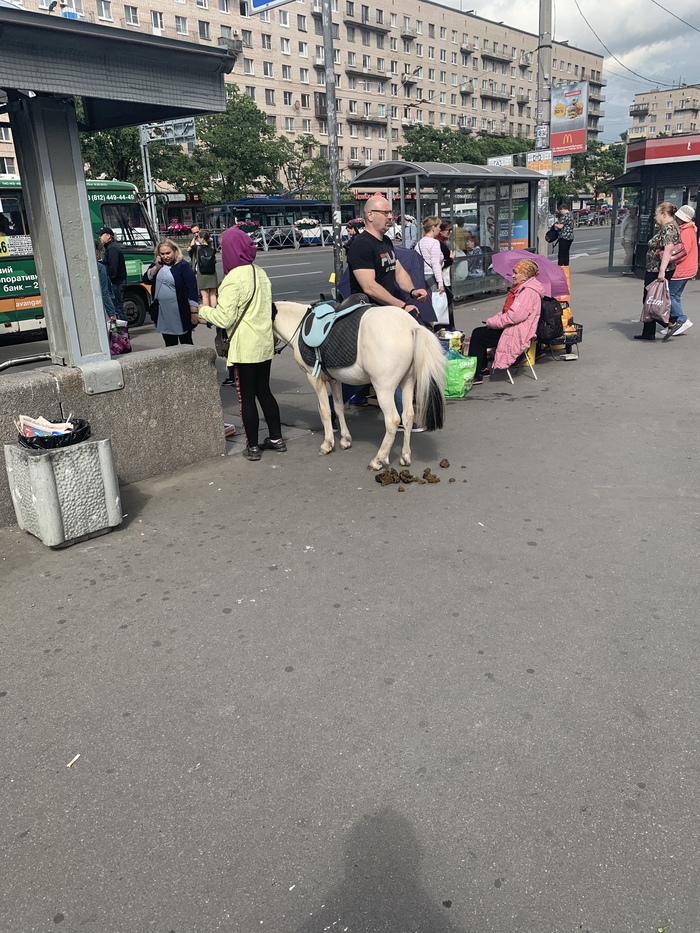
[0,179,157,333]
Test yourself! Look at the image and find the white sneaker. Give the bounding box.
[659,327,669,336]
[675,320,693,335]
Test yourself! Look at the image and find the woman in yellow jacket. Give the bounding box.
[197,227,285,461]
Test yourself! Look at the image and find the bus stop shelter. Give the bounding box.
[352,160,546,299]
[0,7,237,527]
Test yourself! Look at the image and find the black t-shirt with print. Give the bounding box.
[347,231,397,299]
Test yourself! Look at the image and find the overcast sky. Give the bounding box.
[447,0,700,142]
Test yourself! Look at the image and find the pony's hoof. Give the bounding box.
[368,459,383,472]
[400,455,411,467]
[318,444,333,456]
[339,437,352,450]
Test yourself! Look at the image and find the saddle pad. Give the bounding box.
[299,305,371,371]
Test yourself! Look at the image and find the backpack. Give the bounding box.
[197,244,217,276]
[537,296,564,344]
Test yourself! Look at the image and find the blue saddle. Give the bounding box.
[300,294,372,377]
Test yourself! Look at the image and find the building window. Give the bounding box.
[302,118,312,132]
[96,0,112,19]
[243,58,254,74]
[283,91,293,105]
[263,61,273,77]
[676,123,684,131]
[0,125,11,142]
[124,5,138,25]
[297,13,306,30]
[220,25,231,38]
[198,20,210,39]
[300,68,309,83]
[196,0,207,7]
[150,9,163,29]
[175,15,187,33]
[279,8,288,25]
[244,86,256,100]
[0,156,16,175]
[281,37,290,53]
[219,0,229,10]
[285,117,295,133]
[298,41,308,57]
[265,89,275,105]
[282,64,292,80]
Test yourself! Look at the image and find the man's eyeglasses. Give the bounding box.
[370,209,393,216]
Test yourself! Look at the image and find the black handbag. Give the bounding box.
[545,225,560,244]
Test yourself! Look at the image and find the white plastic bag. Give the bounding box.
[431,290,450,324]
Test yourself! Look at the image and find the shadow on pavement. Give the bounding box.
[293,808,472,933]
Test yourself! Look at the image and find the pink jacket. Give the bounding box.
[673,222,698,280]
[486,276,545,369]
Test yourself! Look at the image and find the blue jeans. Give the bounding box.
[112,281,126,318]
[669,278,689,324]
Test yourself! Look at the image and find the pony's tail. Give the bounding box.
[413,326,445,432]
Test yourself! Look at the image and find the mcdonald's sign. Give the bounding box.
[550,81,589,155]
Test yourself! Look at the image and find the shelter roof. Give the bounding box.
[352,160,544,186]
[0,6,234,129]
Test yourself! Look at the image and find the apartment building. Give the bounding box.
[1,0,605,181]
[628,86,700,140]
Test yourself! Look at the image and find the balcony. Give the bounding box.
[629,102,649,115]
[480,48,514,64]
[345,63,386,79]
[589,77,607,87]
[348,158,369,168]
[516,94,529,105]
[314,106,327,119]
[400,25,416,39]
[519,51,533,67]
[459,42,472,54]
[589,87,605,102]
[479,85,512,102]
[459,81,475,95]
[400,72,418,86]
[348,112,388,125]
[675,101,699,112]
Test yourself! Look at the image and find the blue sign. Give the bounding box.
[250,0,294,13]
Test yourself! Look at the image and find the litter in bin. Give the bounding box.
[15,415,91,450]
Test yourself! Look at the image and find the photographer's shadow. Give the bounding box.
[294,808,471,933]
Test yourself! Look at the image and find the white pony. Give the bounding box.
[273,301,446,471]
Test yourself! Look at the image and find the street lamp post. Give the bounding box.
[321,0,343,291]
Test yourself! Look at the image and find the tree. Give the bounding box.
[397,124,533,165]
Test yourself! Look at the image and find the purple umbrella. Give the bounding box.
[490,249,569,299]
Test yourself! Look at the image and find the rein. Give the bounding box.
[274,313,306,355]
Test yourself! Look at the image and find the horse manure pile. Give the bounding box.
[376,460,463,490]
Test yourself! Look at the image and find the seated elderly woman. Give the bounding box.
[468,258,545,384]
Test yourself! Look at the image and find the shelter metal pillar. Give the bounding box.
[8,94,122,391]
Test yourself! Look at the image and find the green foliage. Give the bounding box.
[397,125,532,165]
[273,135,351,201]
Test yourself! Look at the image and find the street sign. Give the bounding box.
[250,0,295,13]
[552,154,572,176]
[487,155,513,167]
[527,149,553,176]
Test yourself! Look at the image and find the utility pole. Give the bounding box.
[138,124,159,234]
[321,0,343,292]
[535,0,553,255]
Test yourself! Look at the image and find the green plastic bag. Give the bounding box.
[444,349,477,398]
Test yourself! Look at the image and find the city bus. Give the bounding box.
[0,179,157,333]
[201,196,358,248]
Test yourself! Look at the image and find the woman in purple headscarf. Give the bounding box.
[196,227,285,461]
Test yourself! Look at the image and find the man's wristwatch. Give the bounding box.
[409,288,417,298]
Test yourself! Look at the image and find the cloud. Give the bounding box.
[448,0,700,140]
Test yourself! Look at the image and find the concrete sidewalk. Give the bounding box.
[2,254,700,933]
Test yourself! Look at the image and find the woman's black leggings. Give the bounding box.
[557,238,572,266]
[234,359,282,449]
[162,332,193,346]
[469,325,503,376]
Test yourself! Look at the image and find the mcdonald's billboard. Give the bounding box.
[550,81,589,155]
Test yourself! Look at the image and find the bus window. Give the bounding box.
[0,196,33,258]
[101,202,154,249]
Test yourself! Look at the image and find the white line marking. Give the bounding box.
[271,271,322,279]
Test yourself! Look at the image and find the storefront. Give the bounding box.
[351,160,544,299]
[609,135,700,274]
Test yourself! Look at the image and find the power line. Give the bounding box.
[648,0,700,34]
[572,0,676,88]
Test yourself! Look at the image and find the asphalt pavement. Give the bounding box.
[2,246,700,933]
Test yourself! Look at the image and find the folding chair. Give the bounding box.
[506,338,537,383]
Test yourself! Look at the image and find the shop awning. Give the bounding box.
[609,169,642,188]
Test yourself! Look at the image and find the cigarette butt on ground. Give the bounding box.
[66,754,80,768]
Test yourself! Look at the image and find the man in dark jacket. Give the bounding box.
[98,226,127,318]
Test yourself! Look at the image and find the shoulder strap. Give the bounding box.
[226,265,257,340]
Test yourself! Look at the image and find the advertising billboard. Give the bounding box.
[527,150,553,176]
[550,81,589,155]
